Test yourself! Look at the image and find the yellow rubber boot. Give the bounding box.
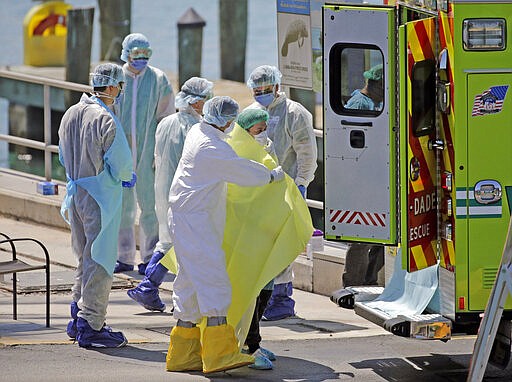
[202,324,255,374]
[166,326,203,372]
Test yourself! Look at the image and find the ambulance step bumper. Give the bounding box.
[330,286,384,309]
[355,302,452,340]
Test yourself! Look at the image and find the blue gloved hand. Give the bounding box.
[298,185,306,198]
[122,172,137,188]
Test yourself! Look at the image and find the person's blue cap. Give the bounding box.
[202,96,239,127]
[175,77,213,109]
[90,63,125,87]
[120,33,151,62]
[247,65,282,89]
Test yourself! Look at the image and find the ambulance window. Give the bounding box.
[411,60,436,137]
[328,44,384,116]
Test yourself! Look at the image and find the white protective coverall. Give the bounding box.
[247,91,317,188]
[154,105,201,254]
[59,94,133,330]
[169,121,273,323]
[247,91,317,283]
[117,64,175,265]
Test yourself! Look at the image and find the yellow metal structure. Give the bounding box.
[23,1,72,66]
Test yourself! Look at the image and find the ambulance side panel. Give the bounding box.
[450,2,512,314]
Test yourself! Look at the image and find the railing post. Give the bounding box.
[43,84,52,180]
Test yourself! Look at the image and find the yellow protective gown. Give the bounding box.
[162,124,313,345]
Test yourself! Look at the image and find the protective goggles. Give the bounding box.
[129,47,153,60]
[253,85,275,96]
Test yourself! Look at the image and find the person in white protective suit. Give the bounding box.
[126,77,214,312]
[59,63,134,348]
[246,65,318,321]
[115,33,176,275]
[165,96,285,374]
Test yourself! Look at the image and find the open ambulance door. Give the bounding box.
[323,5,397,245]
[399,16,439,272]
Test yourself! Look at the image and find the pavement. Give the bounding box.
[0,213,388,349]
[0,166,380,349]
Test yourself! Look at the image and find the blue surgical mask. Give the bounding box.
[130,58,149,71]
[255,93,274,107]
[114,91,123,104]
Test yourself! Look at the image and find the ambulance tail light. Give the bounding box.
[442,221,452,241]
[463,19,506,51]
[446,198,452,217]
[442,172,452,192]
[459,297,465,310]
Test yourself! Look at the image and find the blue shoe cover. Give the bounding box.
[76,318,127,348]
[262,282,295,321]
[144,251,165,277]
[114,261,134,273]
[259,347,276,361]
[127,285,166,312]
[137,262,148,275]
[66,301,80,339]
[248,349,273,370]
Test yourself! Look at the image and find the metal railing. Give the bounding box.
[0,69,90,180]
[0,68,324,210]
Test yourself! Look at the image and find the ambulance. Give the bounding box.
[322,0,512,348]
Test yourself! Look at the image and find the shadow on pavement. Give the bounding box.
[190,356,350,382]
[84,348,349,381]
[88,344,167,363]
[349,353,512,382]
[261,316,368,334]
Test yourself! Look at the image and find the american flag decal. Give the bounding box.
[472,85,509,116]
[329,209,386,227]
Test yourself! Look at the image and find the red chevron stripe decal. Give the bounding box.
[329,209,387,227]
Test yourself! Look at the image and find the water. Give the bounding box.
[0,0,278,169]
[0,0,278,79]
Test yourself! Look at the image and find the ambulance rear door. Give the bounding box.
[323,4,397,244]
[399,16,439,272]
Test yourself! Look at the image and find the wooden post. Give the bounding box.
[290,87,316,127]
[177,8,206,89]
[65,7,94,107]
[219,0,247,82]
[98,0,131,63]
